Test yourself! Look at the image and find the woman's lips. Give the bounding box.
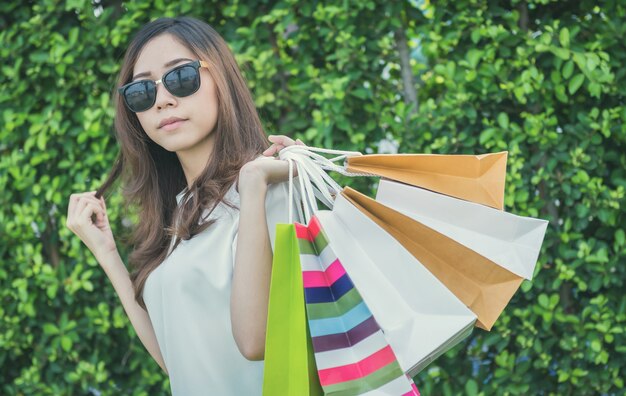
[161,119,186,131]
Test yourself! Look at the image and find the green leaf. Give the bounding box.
[588,82,601,98]
[586,53,600,71]
[479,128,496,145]
[559,28,570,48]
[350,87,370,99]
[550,46,570,60]
[465,379,478,396]
[471,29,481,44]
[497,112,509,129]
[466,49,484,69]
[562,60,574,79]
[83,281,94,292]
[615,229,625,247]
[43,323,59,335]
[538,294,550,308]
[555,84,568,103]
[61,336,73,352]
[568,74,585,95]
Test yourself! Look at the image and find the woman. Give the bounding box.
[66,16,302,395]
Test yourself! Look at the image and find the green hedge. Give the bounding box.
[1,1,624,394]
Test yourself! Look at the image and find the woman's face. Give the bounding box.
[132,33,219,154]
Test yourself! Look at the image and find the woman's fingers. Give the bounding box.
[79,202,103,228]
[72,196,99,221]
[72,197,90,225]
[67,192,106,230]
[268,135,295,146]
[66,191,117,260]
[263,135,306,156]
[262,144,283,156]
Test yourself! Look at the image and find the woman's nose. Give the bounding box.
[154,81,177,110]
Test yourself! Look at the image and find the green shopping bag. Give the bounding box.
[263,224,323,395]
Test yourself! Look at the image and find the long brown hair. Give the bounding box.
[95,17,268,309]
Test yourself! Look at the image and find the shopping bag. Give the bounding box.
[276,144,547,373]
[343,186,531,330]
[375,179,549,281]
[263,224,323,395]
[345,152,508,209]
[296,217,420,395]
[315,196,477,377]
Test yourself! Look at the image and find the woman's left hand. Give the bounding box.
[238,135,305,193]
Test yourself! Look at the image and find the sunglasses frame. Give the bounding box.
[118,60,210,112]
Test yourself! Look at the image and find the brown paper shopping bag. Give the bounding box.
[345,152,508,210]
[341,186,523,330]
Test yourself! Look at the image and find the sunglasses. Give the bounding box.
[118,60,209,112]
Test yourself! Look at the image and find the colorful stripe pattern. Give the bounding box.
[295,216,420,395]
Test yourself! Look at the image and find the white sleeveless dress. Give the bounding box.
[143,176,294,395]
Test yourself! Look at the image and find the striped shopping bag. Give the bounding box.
[295,216,420,396]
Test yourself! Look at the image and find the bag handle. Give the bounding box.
[280,145,374,224]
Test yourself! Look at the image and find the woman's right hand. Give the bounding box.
[66,191,117,260]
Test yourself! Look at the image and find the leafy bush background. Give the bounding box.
[1,0,624,395]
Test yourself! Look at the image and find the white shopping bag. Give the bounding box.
[315,194,477,377]
[375,179,549,280]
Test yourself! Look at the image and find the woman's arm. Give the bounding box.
[65,192,168,374]
[96,250,169,374]
[231,136,303,360]
[230,163,273,360]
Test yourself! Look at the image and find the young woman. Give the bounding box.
[65,16,303,395]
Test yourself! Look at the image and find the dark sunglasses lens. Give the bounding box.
[124,81,156,112]
[164,65,200,97]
